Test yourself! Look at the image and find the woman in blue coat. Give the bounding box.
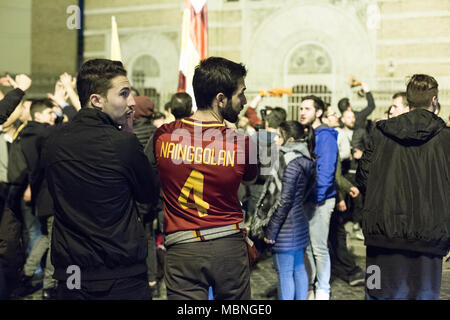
[264,121,316,300]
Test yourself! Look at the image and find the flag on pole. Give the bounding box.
[110,16,122,61]
[177,0,208,108]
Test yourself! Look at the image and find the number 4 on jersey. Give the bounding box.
[178,170,210,217]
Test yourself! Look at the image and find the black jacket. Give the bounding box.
[43,108,159,280]
[354,92,375,130]
[356,109,450,256]
[0,88,24,125]
[20,121,56,218]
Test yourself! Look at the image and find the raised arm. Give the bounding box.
[0,74,31,124]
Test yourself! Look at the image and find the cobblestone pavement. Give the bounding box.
[24,231,450,300]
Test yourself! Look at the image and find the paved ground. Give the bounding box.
[22,224,450,300]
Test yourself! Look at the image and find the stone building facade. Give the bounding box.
[1,0,449,120]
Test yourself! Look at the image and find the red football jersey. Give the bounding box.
[153,118,258,234]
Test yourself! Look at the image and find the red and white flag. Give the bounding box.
[177,0,208,108]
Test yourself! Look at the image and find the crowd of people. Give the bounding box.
[0,56,448,300]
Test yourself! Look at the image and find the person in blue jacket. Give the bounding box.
[299,95,339,300]
[264,120,316,300]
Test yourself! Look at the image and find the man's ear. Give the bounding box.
[216,93,227,108]
[316,109,323,119]
[89,94,103,109]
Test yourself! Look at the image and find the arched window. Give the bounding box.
[286,44,333,121]
[131,55,161,108]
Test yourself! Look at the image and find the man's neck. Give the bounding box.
[312,118,322,129]
[191,107,223,123]
[343,126,353,132]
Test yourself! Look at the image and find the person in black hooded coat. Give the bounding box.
[356,74,450,300]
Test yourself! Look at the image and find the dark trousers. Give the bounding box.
[365,246,442,300]
[329,209,361,281]
[144,220,157,283]
[165,233,251,300]
[56,273,151,300]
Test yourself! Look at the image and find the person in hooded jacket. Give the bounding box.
[264,121,316,300]
[356,74,450,300]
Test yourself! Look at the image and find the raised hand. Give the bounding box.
[60,72,75,89]
[47,81,68,107]
[12,74,32,92]
[361,82,370,93]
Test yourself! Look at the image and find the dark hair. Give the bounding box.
[392,92,408,107]
[337,98,350,114]
[301,95,325,120]
[170,92,192,120]
[279,121,316,158]
[151,111,165,120]
[77,59,127,108]
[265,107,287,129]
[30,98,54,121]
[192,57,247,110]
[406,74,438,109]
[164,101,172,111]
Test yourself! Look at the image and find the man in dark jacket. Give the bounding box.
[356,74,450,300]
[43,59,158,300]
[337,82,375,130]
[0,74,32,125]
[9,99,59,299]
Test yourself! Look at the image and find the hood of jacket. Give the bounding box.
[376,108,446,145]
[280,141,311,166]
[315,126,339,143]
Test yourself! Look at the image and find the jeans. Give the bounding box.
[23,216,56,289]
[21,200,41,255]
[273,249,308,300]
[305,198,335,298]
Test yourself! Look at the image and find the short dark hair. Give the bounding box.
[30,98,54,121]
[77,59,127,108]
[337,98,350,114]
[151,111,165,120]
[279,120,316,158]
[392,92,408,107]
[406,74,438,109]
[193,57,247,110]
[302,95,326,120]
[265,107,286,129]
[170,92,192,120]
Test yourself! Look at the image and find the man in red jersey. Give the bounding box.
[153,57,258,300]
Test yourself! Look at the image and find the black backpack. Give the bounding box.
[248,155,286,240]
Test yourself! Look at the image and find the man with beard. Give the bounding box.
[153,57,258,300]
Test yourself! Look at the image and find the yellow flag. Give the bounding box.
[110,16,122,61]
